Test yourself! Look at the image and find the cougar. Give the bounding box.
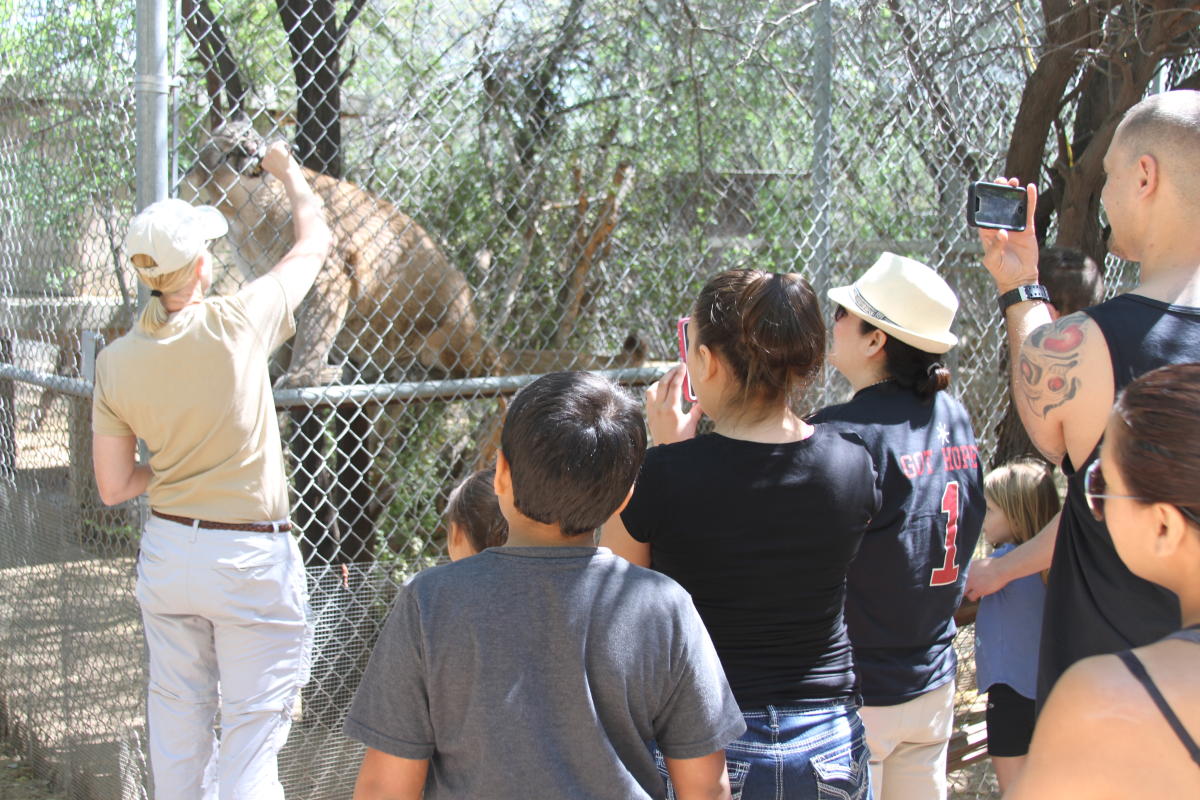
[185,117,498,388]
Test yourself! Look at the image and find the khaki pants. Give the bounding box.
[136,515,312,799]
[859,679,956,800]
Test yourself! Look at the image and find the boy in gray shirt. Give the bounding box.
[344,371,745,799]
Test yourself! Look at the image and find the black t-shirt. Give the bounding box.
[1038,294,1200,705]
[812,382,984,706]
[620,426,880,709]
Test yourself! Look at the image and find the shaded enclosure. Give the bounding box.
[4,1,1196,797]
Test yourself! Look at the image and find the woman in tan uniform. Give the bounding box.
[91,141,330,799]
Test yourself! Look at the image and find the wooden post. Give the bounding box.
[69,331,139,555]
[0,336,14,481]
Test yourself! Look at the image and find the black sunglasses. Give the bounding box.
[1084,459,1200,527]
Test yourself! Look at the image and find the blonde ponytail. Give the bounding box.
[132,253,202,334]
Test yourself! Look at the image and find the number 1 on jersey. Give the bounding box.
[929,481,960,586]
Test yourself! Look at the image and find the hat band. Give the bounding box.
[851,287,901,328]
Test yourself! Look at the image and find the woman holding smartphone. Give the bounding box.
[1006,363,1200,799]
[602,269,879,800]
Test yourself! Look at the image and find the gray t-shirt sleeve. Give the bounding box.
[654,593,747,759]
[342,584,435,759]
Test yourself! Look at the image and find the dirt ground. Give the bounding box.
[950,759,1002,799]
[0,742,64,800]
[0,736,998,800]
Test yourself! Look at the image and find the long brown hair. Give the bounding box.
[692,269,825,416]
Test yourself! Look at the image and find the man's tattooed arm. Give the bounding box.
[1008,311,1099,465]
[1018,314,1087,420]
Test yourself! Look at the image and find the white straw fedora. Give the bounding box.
[827,252,959,354]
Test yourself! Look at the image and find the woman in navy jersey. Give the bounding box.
[602,269,880,800]
[811,253,984,800]
[1007,363,1200,799]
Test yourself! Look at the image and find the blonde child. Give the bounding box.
[445,468,508,560]
[973,459,1060,791]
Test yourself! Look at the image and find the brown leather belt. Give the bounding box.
[151,510,291,533]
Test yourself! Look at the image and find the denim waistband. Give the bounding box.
[740,695,863,719]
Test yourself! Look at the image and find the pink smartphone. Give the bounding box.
[677,316,698,403]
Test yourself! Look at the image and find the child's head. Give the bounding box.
[499,371,647,536]
[445,468,508,560]
[1038,247,1105,318]
[689,269,825,417]
[983,459,1061,548]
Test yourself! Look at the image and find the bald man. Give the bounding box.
[973,89,1200,706]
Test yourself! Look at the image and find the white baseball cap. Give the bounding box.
[827,252,960,354]
[125,198,229,277]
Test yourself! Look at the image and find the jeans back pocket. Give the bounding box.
[811,738,870,800]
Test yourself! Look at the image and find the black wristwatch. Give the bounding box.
[998,284,1051,314]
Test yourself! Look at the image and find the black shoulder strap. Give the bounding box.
[1116,649,1200,767]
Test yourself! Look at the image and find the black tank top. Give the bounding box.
[1038,294,1200,707]
[1116,626,1200,767]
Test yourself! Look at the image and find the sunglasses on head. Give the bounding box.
[1084,459,1200,527]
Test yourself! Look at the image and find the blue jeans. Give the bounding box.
[659,701,871,800]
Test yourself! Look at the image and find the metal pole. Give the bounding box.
[134,0,169,470]
[134,0,170,215]
[811,0,835,398]
[811,0,833,297]
[0,361,670,405]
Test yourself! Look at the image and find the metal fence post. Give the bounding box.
[134,0,168,473]
[134,0,170,315]
[135,0,170,212]
[812,0,834,396]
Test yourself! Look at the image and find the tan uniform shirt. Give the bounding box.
[92,276,295,522]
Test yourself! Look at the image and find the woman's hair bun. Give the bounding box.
[694,269,826,408]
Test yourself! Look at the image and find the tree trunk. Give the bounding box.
[181,0,247,124]
[276,0,344,178]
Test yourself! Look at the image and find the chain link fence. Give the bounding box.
[0,1,1164,797]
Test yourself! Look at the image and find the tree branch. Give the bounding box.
[886,0,979,178]
[181,0,247,123]
[554,162,635,346]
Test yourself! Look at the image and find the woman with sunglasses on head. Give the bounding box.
[1006,362,1200,799]
[810,253,985,800]
[602,269,880,800]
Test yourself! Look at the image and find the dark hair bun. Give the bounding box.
[694,269,825,408]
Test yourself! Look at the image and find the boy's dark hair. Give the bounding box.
[1039,247,1105,316]
[446,468,508,552]
[501,371,647,536]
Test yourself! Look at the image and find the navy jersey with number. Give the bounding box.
[812,381,984,706]
[1037,295,1200,705]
